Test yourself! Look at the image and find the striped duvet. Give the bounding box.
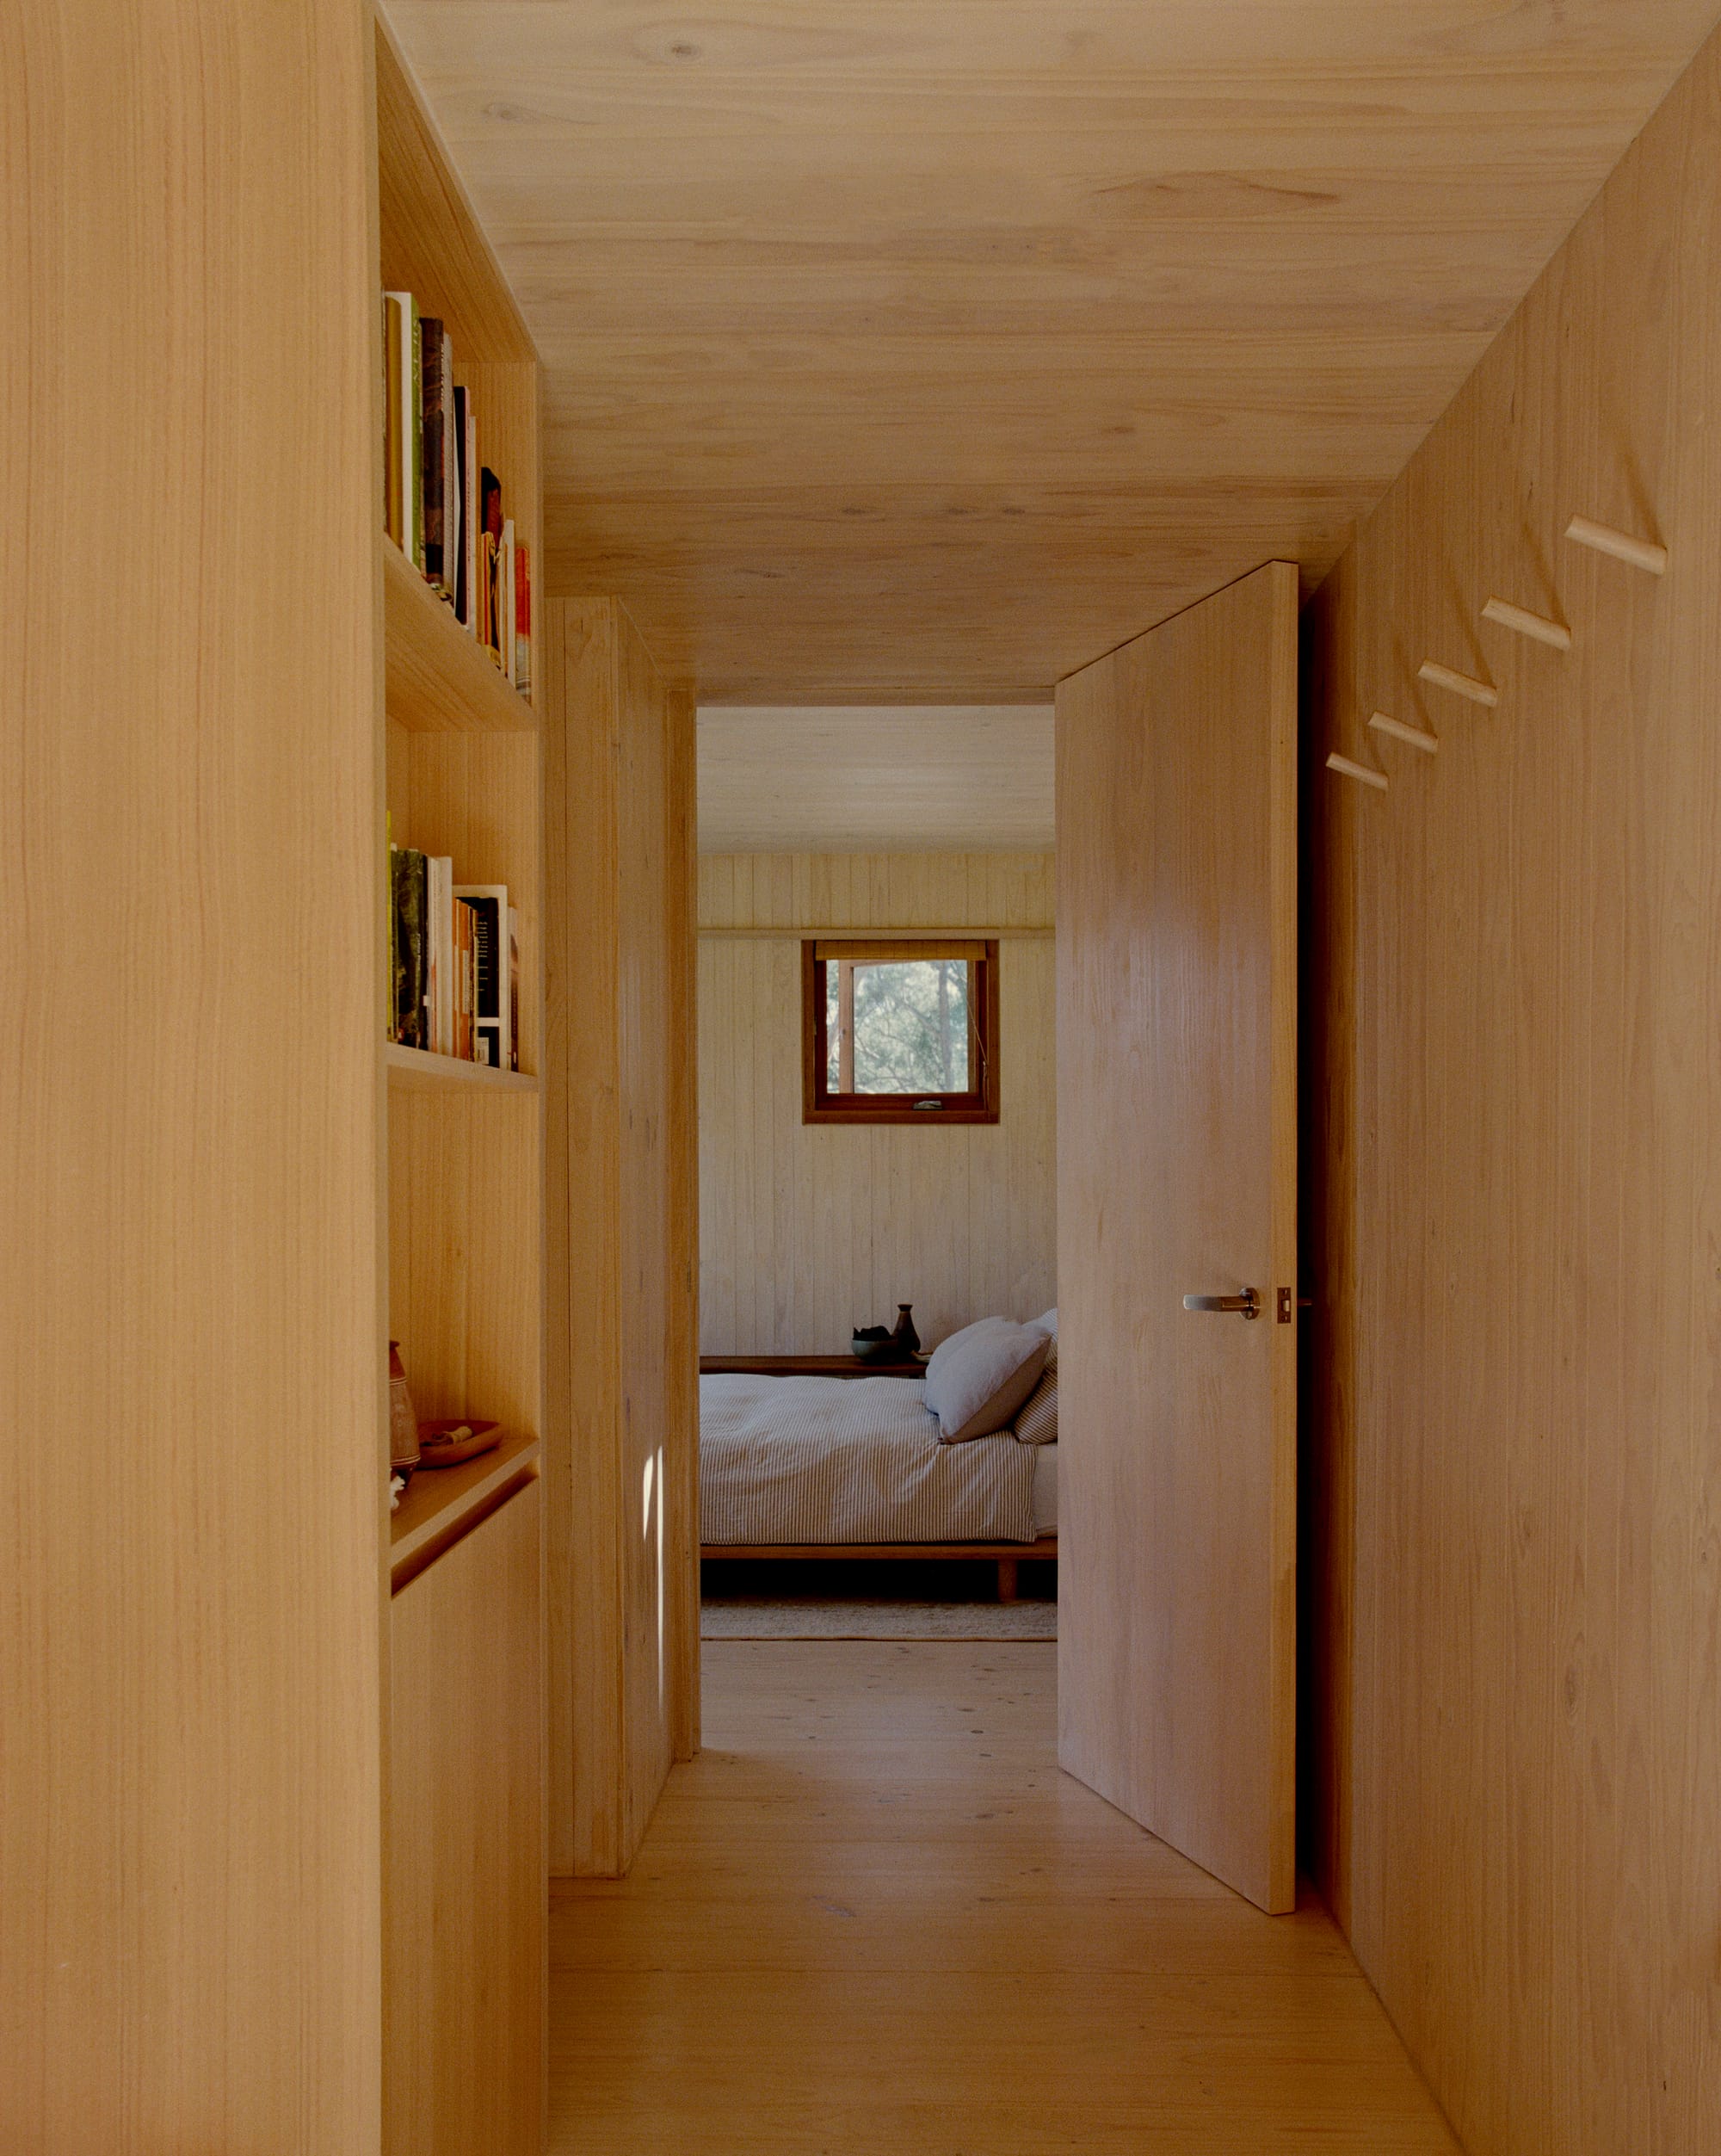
[700,1373,1038,1545]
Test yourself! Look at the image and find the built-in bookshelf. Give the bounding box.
[372,12,546,2153]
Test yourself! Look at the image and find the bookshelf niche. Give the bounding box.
[373,13,546,2153]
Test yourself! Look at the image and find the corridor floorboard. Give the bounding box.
[549,1642,1458,2153]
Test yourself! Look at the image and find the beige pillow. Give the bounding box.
[924,1318,1051,1443]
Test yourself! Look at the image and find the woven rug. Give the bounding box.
[701,1597,1057,1641]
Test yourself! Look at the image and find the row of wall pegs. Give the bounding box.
[1325,514,1666,792]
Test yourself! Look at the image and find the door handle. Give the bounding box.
[1182,1288,1261,1320]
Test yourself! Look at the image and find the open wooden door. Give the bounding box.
[1055,561,1298,1914]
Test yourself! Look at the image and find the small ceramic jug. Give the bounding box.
[891,1304,921,1356]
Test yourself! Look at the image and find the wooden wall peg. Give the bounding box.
[1368,710,1438,752]
[1481,597,1572,650]
[1327,751,1388,791]
[1564,516,1668,575]
[1418,659,1498,707]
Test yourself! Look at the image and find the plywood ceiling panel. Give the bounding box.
[698,706,1053,851]
[385,1,1721,699]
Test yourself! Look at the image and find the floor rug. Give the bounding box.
[701,1597,1057,1642]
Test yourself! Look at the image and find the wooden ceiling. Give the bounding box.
[697,706,1053,851]
[386,2,1721,701]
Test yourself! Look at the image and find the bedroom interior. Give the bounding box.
[8,3,1721,2153]
[694,713,1061,1622]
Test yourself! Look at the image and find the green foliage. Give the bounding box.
[827,961,972,1092]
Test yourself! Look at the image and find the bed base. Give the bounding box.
[700,1537,1057,1605]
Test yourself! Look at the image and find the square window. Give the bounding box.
[803,939,999,1124]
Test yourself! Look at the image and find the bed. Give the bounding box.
[698,1368,1058,1601]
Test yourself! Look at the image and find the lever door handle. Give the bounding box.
[1182,1288,1261,1320]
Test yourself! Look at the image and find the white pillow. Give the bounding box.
[923,1318,1052,1444]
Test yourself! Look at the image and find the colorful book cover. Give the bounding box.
[420,316,447,592]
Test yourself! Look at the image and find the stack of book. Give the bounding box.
[382,291,532,696]
[389,847,519,1072]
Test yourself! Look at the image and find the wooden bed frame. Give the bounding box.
[700,1537,1057,1604]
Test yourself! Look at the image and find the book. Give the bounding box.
[420,317,448,594]
[382,292,423,568]
[508,905,520,1072]
[500,518,516,686]
[515,542,532,696]
[391,846,427,1050]
[453,892,474,1059]
[480,467,503,667]
[452,382,473,629]
[426,855,453,1056]
[382,299,402,547]
[453,886,510,1070]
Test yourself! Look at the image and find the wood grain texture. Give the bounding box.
[376,9,543,707]
[387,1479,545,2156]
[663,685,703,1763]
[385,0,1720,699]
[546,1641,1459,2153]
[0,3,386,2147]
[1307,24,1721,2153]
[697,855,1055,1355]
[697,707,1053,852]
[384,536,539,733]
[1056,563,1298,1915]
[386,725,543,1442]
[543,598,698,1875]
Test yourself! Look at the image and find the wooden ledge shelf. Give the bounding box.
[386,1043,538,1094]
[382,538,537,735]
[392,1431,540,1583]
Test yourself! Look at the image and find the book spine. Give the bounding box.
[449,381,467,622]
[480,468,503,668]
[508,905,520,1072]
[515,541,532,697]
[419,316,446,591]
[408,296,423,571]
[500,519,516,686]
[455,893,502,1067]
[455,896,473,1060]
[382,295,406,548]
[393,849,427,1051]
[463,402,478,636]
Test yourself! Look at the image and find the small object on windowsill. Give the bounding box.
[416,1418,503,1467]
[891,1303,921,1355]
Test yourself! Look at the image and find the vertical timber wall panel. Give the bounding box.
[697,853,1056,1354]
[2,2,385,2147]
[1308,30,1721,2155]
[543,599,697,1876]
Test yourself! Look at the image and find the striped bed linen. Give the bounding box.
[700,1373,1038,1546]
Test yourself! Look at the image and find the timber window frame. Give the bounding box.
[801,937,1001,1126]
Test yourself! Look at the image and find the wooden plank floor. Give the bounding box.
[550,1642,1460,2153]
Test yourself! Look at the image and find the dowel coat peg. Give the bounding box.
[1418,659,1498,707]
[1481,597,1571,650]
[1327,751,1388,791]
[1368,710,1438,753]
[1564,516,1668,575]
